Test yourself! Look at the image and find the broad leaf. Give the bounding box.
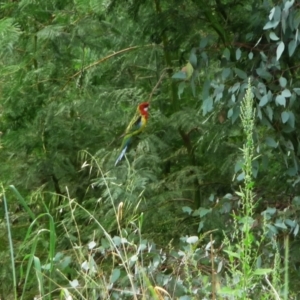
[172,71,187,80]
[236,48,241,60]
[276,41,285,61]
[110,269,121,284]
[281,111,289,123]
[279,77,287,87]
[259,94,268,107]
[275,95,286,106]
[189,51,197,68]
[288,39,297,57]
[178,82,186,99]
[265,137,277,148]
[269,32,279,41]
[282,89,291,97]
[234,68,247,79]
[223,48,230,60]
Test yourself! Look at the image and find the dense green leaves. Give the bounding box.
[2,0,300,298]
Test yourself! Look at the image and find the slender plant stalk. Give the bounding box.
[284,234,289,300]
[2,186,17,300]
[239,79,256,291]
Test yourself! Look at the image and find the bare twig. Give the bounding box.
[148,68,169,102]
[264,275,281,300]
[72,44,153,79]
[61,44,155,91]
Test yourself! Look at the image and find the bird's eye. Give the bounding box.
[144,107,148,111]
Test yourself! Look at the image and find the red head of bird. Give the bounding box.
[138,102,150,118]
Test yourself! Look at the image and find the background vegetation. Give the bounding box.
[1,0,300,298]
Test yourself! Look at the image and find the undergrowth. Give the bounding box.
[1,83,291,299]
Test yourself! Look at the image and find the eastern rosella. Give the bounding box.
[115,102,150,166]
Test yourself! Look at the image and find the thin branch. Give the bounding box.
[148,68,169,102]
[264,275,281,300]
[71,44,154,79]
[61,44,156,91]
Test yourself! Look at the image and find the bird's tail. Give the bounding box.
[115,145,128,166]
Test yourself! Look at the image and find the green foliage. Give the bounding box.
[2,0,300,298]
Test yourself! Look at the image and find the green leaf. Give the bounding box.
[253,268,273,275]
[178,82,186,99]
[189,51,197,68]
[236,48,241,60]
[182,206,193,215]
[260,51,268,61]
[257,106,262,119]
[223,48,230,60]
[282,10,288,33]
[290,92,297,106]
[190,77,196,97]
[269,32,279,41]
[61,256,72,269]
[231,106,240,123]
[285,219,296,228]
[288,39,297,57]
[69,279,79,288]
[265,137,277,148]
[294,224,299,236]
[234,161,243,173]
[202,97,213,116]
[248,52,253,59]
[113,236,121,246]
[201,51,208,64]
[293,88,300,95]
[279,77,287,87]
[199,37,208,49]
[269,7,276,20]
[263,20,280,30]
[202,79,210,99]
[186,236,198,244]
[130,254,138,262]
[110,268,121,284]
[287,111,295,128]
[266,105,273,121]
[223,250,240,259]
[293,11,300,28]
[256,68,272,81]
[262,207,277,216]
[275,220,288,229]
[172,71,187,80]
[199,207,211,217]
[282,89,291,97]
[275,95,286,106]
[222,68,231,80]
[281,111,289,123]
[286,167,297,176]
[9,185,36,220]
[230,82,240,93]
[257,82,266,95]
[237,172,245,181]
[234,68,247,79]
[259,94,268,107]
[284,0,294,11]
[273,6,282,21]
[276,41,285,60]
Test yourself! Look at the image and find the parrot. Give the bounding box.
[115,102,150,166]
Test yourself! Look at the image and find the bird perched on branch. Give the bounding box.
[115,102,149,166]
